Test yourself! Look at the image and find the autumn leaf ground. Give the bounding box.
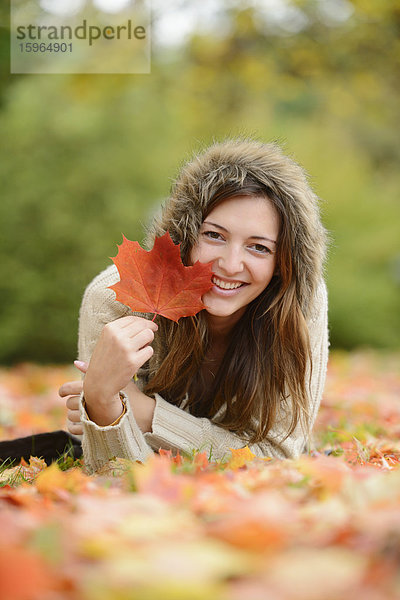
[0,351,399,600]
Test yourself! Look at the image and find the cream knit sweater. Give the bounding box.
[78,265,329,473]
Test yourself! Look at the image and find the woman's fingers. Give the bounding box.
[67,407,81,423]
[127,319,158,339]
[136,344,154,364]
[59,380,83,397]
[131,327,155,351]
[118,315,158,330]
[106,315,158,338]
[66,395,80,411]
[59,362,89,436]
[67,419,83,436]
[74,360,88,373]
[66,394,82,436]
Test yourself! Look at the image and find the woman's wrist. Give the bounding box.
[83,391,126,426]
[83,377,118,406]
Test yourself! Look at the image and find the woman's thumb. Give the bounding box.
[74,360,88,373]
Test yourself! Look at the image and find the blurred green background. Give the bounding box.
[0,0,399,364]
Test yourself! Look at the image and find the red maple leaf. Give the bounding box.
[108,232,213,322]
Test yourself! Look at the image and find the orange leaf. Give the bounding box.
[0,547,55,600]
[159,448,183,466]
[193,452,209,470]
[109,232,213,322]
[226,446,256,470]
[296,455,350,496]
[35,463,87,497]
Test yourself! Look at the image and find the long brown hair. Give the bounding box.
[144,177,313,444]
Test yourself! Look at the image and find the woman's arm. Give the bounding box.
[77,265,156,473]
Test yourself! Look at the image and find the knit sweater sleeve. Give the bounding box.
[79,267,328,469]
[78,265,132,365]
[77,265,155,473]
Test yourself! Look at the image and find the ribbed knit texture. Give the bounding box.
[78,265,329,473]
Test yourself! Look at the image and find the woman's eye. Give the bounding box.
[250,244,272,254]
[203,231,223,240]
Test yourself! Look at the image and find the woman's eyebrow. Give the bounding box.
[203,221,277,244]
[250,235,277,245]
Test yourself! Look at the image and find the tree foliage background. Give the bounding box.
[0,0,399,363]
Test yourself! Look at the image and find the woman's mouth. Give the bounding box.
[211,276,247,294]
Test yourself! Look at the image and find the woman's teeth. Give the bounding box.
[212,276,243,290]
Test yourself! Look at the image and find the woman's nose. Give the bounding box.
[216,245,244,275]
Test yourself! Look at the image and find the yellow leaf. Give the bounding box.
[226,446,256,470]
[35,463,87,496]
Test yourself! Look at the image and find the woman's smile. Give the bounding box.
[211,274,248,294]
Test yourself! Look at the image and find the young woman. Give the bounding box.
[59,138,329,473]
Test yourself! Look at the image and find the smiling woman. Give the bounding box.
[60,138,329,473]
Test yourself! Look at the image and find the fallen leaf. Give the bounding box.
[0,546,56,600]
[265,548,366,599]
[296,454,350,497]
[0,456,47,486]
[193,452,210,471]
[159,448,183,466]
[226,446,256,470]
[207,492,293,551]
[35,463,88,497]
[109,232,213,322]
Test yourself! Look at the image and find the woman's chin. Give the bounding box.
[203,302,246,324]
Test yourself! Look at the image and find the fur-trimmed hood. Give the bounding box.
[145,138,327,318]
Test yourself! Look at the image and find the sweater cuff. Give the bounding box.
[144,394,204,453]
[79,392,153,472]
[81,391,127,426]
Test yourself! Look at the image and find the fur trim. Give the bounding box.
[145,138,327,317]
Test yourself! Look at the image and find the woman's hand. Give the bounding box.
[58,360,87,436]
[82,316,158,426]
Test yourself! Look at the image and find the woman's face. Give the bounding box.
[190,195,280,332]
